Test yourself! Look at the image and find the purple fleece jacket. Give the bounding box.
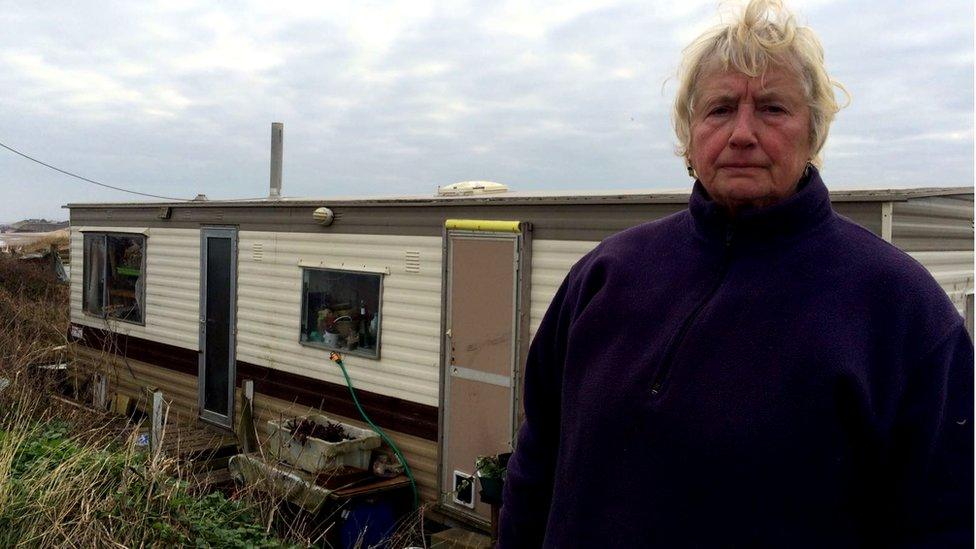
[499,169,973,548]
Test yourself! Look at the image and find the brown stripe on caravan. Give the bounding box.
[69,324,439,440]
[70,323,198,376]
[234,362,438,441]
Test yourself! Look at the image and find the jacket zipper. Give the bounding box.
[650,224,736,396]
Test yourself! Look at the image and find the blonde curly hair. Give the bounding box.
[672,0,848,169]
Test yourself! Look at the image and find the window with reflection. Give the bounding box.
[300,268,382,359]
[83,233,146,323]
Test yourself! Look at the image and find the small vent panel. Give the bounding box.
[252,242,264,262]
[404,250,420,273]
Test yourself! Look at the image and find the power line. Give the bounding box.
[0,139,190,201]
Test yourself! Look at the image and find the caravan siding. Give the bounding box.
[893,195,974,252]
[909,250,974,313]
[529,239,600,338]
[70,226,445,407]
[235,231,443,407]
[70,227,201,349]
[894,195,974,312]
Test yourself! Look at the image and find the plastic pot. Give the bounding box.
[478,475,504,505]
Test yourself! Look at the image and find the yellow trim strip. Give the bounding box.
[445,219,521,233]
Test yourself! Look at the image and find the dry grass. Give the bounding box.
[0,258,68,371]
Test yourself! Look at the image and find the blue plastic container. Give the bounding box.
[339,499,396,548]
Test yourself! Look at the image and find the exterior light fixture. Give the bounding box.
[313,207,335,226]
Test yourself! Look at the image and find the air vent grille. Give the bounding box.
[404,250,420,273]
[252,242,264,262]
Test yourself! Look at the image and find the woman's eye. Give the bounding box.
[707,106,731,116]
[762,104,787,114]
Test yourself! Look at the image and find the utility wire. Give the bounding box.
[0,139,190,201]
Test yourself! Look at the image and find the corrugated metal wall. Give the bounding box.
[71,345,439,503]
[908,250,974,313]
[236,231,443,407]
[70,227,201,349]
[893,195,974,252]
[528,239,600,339]
[894,195,974,312]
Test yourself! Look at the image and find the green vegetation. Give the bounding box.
[0,258,287,546]
[475,454,507,479]
[0,374,291,547]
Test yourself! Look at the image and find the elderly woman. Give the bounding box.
[498,0,973,546]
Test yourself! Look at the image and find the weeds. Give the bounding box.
[0,379,290,547]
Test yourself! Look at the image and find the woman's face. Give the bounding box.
[688,65,811,213]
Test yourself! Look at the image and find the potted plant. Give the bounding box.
[476,452,511,505]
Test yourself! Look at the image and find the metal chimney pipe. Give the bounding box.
[269,122,283,199]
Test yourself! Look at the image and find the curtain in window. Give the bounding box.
[83,235,105,315]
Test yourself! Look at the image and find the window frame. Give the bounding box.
[81,232,148,326]
[298,266,384,360]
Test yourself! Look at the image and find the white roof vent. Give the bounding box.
[437,180,509,196]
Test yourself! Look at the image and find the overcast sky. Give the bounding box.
[0,0,972,221]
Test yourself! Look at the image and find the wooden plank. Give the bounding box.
[151,390,164,464]
[330,475,411,499]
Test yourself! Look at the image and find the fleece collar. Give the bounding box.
[688,165,834,245]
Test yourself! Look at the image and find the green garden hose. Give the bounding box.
[330,352,419,509]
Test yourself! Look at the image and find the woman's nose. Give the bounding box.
[728,107,758,149]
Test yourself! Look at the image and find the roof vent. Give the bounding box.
[193,194,209,201]
[437,181,509,196]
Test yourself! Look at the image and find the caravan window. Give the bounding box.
[82,233,146,324]
[300,268,382,359]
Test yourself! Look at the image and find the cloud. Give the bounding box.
[0,0,971,220]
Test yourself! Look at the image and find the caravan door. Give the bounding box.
[440,220,530,524]
[198,227,238,429]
